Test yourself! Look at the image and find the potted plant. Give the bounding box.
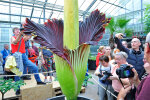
[88,54,96,70]
[22,0,110,99]
[0,78,25,100]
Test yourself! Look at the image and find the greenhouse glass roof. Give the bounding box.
[0,0,137,24]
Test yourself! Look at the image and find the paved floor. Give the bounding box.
[79,70,99,100]
[1,70,102,100]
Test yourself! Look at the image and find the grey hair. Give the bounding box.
[4,44,8,47]
[146,32,150,43]
[122,41,127,44]
[115,51,128,59]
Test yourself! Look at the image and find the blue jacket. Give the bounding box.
[1,49,10,65]
[115,37,144,78]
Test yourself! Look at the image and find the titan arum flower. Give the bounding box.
[23,0,110,100]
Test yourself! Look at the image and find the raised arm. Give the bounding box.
[114,33,129,54]
[11,31,23,45]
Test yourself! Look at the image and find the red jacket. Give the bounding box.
[96,52,104,69]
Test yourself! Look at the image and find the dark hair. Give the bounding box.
[99,55,109,63]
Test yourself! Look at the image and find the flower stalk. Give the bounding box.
[64,0,79,50]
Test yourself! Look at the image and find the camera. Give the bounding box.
[20,28,24,31]
[121,34,126,38]
[116,64,134,78]
[98,71,112,83]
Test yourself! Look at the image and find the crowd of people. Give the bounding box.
[0,27,55,95]
[0,26,150,99]
[95,32,150,100]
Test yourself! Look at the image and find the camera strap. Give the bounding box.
[17,36,23,52]
[99,64,102,75]
[118,77,125,89]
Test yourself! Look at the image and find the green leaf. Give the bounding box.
[125,28,133,37]
[0,78,25,97]
[106,17,115,34]
[144,4,150,33]
[87,81,94,84]
[54,44,90,100]
[116,18,130,29]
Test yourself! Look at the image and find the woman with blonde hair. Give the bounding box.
[105,46,113,61]
[96,46,105,69]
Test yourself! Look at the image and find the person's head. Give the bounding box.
[97,46,105,54]
[12,27,20,36]
[99,55,109,67]
[131,38,141,50]
[144,32,150,64]
[105,46,111,55]
[114,52,128,66]
[122,41,128,48]
[4,44,9,50]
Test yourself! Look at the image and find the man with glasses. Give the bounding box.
[114,33,144,79]
[117,32,150,100]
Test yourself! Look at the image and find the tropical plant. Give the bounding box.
[22,0,110,99]
[124,28,133,37]
[0,78,25,100]
[144,4,150,34]
[106,17,131,49]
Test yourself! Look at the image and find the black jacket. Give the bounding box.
[114,37,144,79]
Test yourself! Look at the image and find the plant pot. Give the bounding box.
[88,59,96,70]
[47,95,92,100]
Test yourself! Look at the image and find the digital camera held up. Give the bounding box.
[98,71,112,83]
[20,28,24,31]
[116,64,134,78]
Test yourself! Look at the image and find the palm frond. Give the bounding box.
[116,18,130,29]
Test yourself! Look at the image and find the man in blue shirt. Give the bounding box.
[1,44,10,69]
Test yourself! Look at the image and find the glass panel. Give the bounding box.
[100,3,112,13]
[31,18,39,23]
[11,16,20,22]
[0,2,9,5]
[107,5,117,15]
[97,1,107,11]
[79,0,86,8]
[55,0,64,6]
[22,6,32,16]
[51,11,60,19]
[11,4,21,15]
[0,23,10,28]
[80,0,94,11]
[21,0,34,6]
[21,17,27,23]
[0,3,9,13]
[32,8,42,17]
[89,0,100,12]
[45,10,51,19]
[134,0,141,11]
[0,28,10,42]
[47,0,56,4]
[11,24,21,28]
[143,0,150,5]
[0,15,9,21]
[57,13,64,19]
